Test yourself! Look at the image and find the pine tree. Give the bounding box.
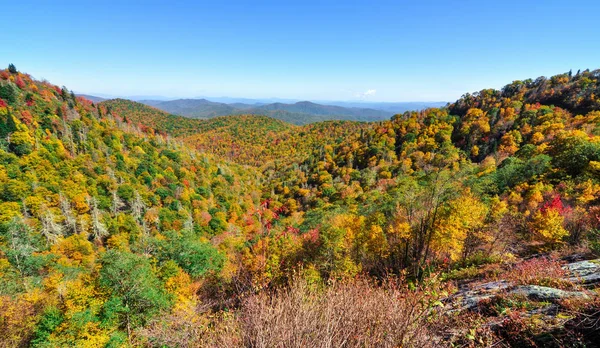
[8,64,17,74]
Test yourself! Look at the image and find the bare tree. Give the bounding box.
[59,193,78,234]
[184,211,194,232]
[111,190,125,216]
[131,191,146,223]
[87,196,108,241]
[40,209,64,245]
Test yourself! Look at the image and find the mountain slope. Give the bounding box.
[247,101,390,118]
[322,101,448,113]
[237,101,392,124]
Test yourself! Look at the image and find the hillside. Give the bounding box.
[0,68,265,346]
[99,98,204,136]
[2,66,600,346]
[183,116,368,166]
[323,100,448,113]
[100,99,371,167]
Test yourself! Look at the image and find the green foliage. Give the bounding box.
[31,306,64,347]
[0,218,45,277]
[160,231,225,278]
[492,155,551,192]
[116,184,134,201]
[99,250,172,328]
[549,133,600,177]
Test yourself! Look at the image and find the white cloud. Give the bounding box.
[355,89,377,98]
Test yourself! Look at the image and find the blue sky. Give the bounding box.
[2,0,599,102]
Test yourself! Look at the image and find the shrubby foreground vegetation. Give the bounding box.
[1,65,600,346]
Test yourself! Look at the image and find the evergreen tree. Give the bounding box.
[0,81,19,104]
[8,64,17,74]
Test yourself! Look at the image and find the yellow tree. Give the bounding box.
[433,190,488,261]
[530,209,568,249]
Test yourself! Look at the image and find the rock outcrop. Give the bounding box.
[449,258,600,312]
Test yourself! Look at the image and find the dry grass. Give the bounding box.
[238,276,448,348]
[134,303,241,348]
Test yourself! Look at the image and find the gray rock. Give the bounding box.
[450,281,512,310]
[460,294,495,310]
[510,285,589,301]
[565,259,600,285]
[446,257,599,313]
[477,280,511,291]
[565,259,600,276]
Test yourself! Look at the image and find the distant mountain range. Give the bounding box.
[77,94,107,103]
[78,93,447,125]
[138,99,397,124]
[140,99,239,119]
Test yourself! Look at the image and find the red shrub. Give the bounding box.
[541,195,569,215]
[20,111,33,125]
[502,257,572,289]
[15,76,25,89]
[303,228,320,244]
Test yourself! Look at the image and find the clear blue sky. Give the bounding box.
[2,0,599,102]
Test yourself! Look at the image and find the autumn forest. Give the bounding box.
[1,64,600,347]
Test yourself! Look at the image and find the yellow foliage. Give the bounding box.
[166,270,200,308]
[62,276,105,318]
[24,196,45,216]
[0,258,10,277]
[507,191,523,208]
[477,156,496,177]
[527,189,544,211]
[531,132,545,144]
[489,196,508,221]
[576,179,600,204]
[72,195,90,214]
[387,219,411,241]
[51,234,95,268]
[434,192,488,261]
[530,209,568,248]
[0,202,22,223]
